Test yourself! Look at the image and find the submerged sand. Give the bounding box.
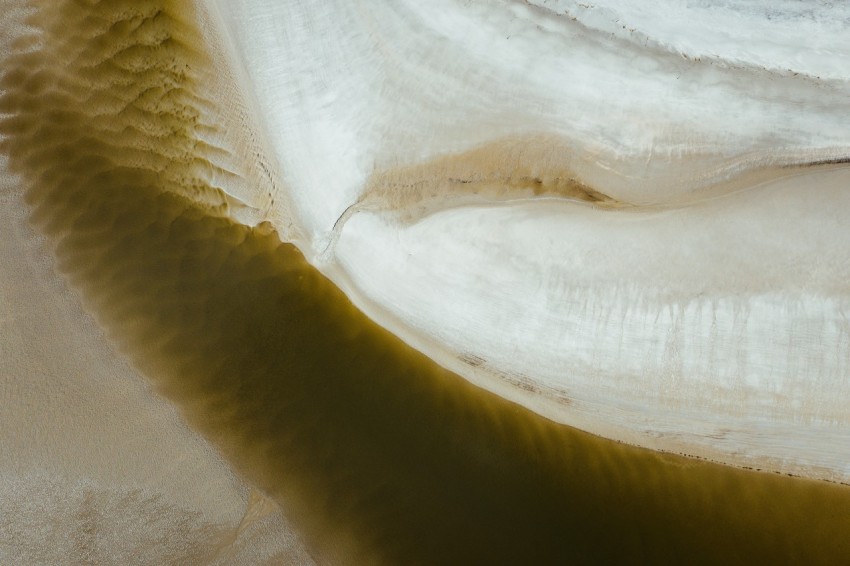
[0,163,315,564]
[2,1,850,564]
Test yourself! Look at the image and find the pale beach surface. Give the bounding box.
[2,1,850,564]
[212,0,850,482]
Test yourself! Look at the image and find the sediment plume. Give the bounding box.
[2,1,850,564]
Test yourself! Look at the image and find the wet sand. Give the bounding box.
[3,1,850,564]
[9,139,850,564]
[0,163,315,565]
[0,1,314,563]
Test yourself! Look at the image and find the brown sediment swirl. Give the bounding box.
[3,1,850,565]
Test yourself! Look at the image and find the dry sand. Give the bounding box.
[0,1,313,563]
[0,163,315,564]
[3,1,850,564]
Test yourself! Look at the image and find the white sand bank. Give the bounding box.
[334,166,850,483]
[211,0,850,482]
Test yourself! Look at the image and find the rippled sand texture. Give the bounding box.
[3,1,850,564]
[0,1,311,563]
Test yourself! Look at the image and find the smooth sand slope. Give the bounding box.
[214,0,850,482]
[2,1,850,564]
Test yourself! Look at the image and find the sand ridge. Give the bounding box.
[3,1,850,563]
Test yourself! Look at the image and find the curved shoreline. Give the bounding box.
[3,1,850,563]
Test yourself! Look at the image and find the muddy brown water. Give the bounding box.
[2,1,850,564]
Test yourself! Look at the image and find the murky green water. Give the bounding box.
[3,1,850,564]
[14,155,850,565]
